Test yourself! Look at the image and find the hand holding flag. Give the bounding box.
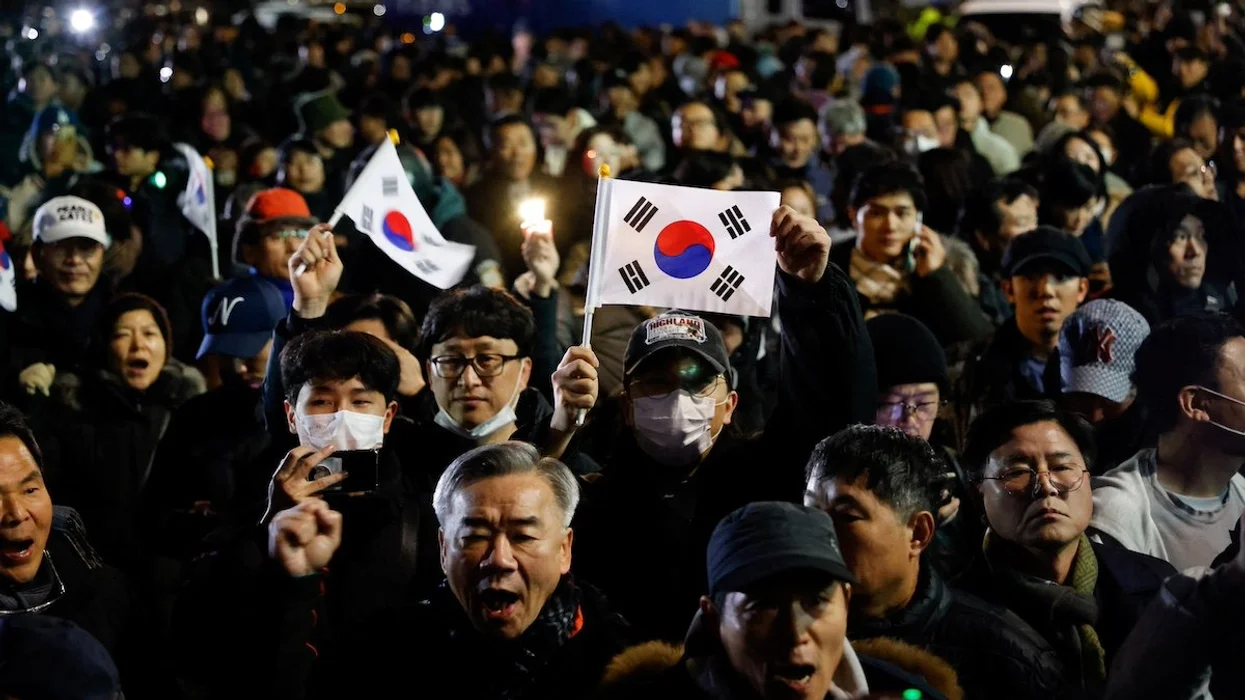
[771,205,832,284]
[287,223,341,319]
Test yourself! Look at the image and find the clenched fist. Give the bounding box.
[269,500,343,577]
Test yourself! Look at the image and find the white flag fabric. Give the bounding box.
[336,140,475,290]
[0,238,15,312]
[593,179,780,318]
[172,143,220,279]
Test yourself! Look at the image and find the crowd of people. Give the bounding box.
[4,2,1245,698]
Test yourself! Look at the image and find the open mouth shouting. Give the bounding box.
[767,661,818,695]
[478,587,522,621]
[0,536,37,567]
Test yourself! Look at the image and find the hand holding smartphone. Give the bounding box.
[309,449,381,496]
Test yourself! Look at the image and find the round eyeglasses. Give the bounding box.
[979,465,1089,497]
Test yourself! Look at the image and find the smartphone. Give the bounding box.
[307,449,381,495]
[903,214,924,272]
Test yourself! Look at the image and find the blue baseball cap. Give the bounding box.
[197,277,287,359]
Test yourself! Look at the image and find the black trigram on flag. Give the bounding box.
[618,260,651,294]
[361,205,374,232]
[414,259,442,275]
[624,197,659,233]
[710,266,745,301]
[382,176,399,197]
[718,205,751,239]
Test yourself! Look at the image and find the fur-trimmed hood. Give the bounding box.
[599,611,961,700]
[50,358,206,414]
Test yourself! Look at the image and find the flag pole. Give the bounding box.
[574,163,612,427]
[294,131,400,277]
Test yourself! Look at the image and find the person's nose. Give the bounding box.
[1031,470,1060,498]
[480,534,518,573]
[456,363,484,390]
[1033,274,1056,297]
[887,212,904,231]
[0,497,29,528]
[1188,238,1206,259]
[774,600,816,646]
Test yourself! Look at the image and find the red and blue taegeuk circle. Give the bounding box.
[0,242,9,271]
[654,220,714,279]
[382,211,417,252]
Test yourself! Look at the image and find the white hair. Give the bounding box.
[433,442,580,529]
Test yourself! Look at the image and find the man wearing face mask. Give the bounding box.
[1090,313,1245,574]
[573,205,878,642]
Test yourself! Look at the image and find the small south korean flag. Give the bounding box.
[0,237,15,312]
[592,179,780,317]
[335,139,476,289]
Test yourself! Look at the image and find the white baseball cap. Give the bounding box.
[32,196,110,248]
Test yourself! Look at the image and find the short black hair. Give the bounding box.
[1134,313,1245,433]
[772,97,820,129]
[672,150,738,188]
[967,177,1040,242]
[1175,94,1220,138]
[850,162,928,213]
[325,293,420,352]
[281,330,401,406]
[1150,138,1198,185]
[1084,72,1125,94]
[417,286,535,360]
[0,402,44,473]
[806,425,946,518]
[279,138,321,165]
[962,400,1097,479]
[1175,46,1209,64]
[358,93,396,121]
[69,177,136,244]
[486,115,541,158]
[106,113,167,154]
[1039,160,1099,216]
[925,24,954,46]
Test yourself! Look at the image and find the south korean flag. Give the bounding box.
[593,179,780,317]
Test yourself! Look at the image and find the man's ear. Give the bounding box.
[721,391,740,426]
[284,399,297,435]
[519,356,532,391]
[1076,277,1090,303]
[439,528,448,574]
[1180,385,1208,422]
[909,510,937,556]
[383,400,398,433]
[699,594,718,622]
[560,527,573,575]
[1001,278,1016,304]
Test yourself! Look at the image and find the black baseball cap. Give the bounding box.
[707,502,856,596]
[197,276,288,359]
[1000,226,1093,278]
[624,311,735,387]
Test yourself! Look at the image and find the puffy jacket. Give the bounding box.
[850,562,1075,699]
[0,278,111,402]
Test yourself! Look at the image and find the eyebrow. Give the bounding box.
[830,493,866,510]
[461,516,542,529]
[19,471,42,486]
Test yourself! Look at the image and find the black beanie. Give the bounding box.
[866,313,949,394]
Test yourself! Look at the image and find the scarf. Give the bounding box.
[442,577,583,700]
[983,532,1107,689]
[850,247,908,309]
[0,552,64,615]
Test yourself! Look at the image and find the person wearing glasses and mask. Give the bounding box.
[960,400,1174,698]
[1091,314,1245,574]
[573,206,878,642]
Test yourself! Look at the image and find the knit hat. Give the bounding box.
[1059,299,1150,403]
[297,91,351,136]
[867,313,949,393]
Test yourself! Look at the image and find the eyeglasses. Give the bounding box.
[979,465,1089,497]
[265,228,310,241]
[627,362,723,398]
[1182,161,1217,183]
[876,400,942,422]
[430,354,520,379]
[0,552,65,616]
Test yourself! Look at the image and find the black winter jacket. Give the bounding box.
[573,266,877,642]
[849,563,1074,700]
[269,575,634,700]
[0,279,110,402]
[829,242,993,347]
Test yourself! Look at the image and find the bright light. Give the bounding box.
[400,32,415,44]
[333,2,346,14]
[159,66,173,83]
[518,198,547,226]
[429,12,445,31]
[1000,64,1014,80]
[24,27,38,40]
[69,8,95,34]
[373,4,386,16]
[195,7,209,25]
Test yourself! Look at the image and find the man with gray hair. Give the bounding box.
[267,441,633,699]
[820,98,868,156]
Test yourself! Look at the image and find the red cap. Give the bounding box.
[709,51,741,72]
[243,188,313,224]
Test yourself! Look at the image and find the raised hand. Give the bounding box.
[771,205,831,284]
[288,223,341,318]
[521,230,560,298]
[913,224,947,278]
[550,346,599,432]
[381,337,426,397]
[262,445,345,523]
[268,499,343,577]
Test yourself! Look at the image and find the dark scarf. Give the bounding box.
[983,533,1107,689]
[442,577,583,699]
[0,553,64,615]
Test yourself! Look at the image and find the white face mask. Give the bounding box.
[632,390,726,466]
[1195,385,1245,437]
[295,408,386,451]
[433,377,524,441]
